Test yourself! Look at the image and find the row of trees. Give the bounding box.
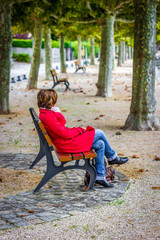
[0,0,160,131]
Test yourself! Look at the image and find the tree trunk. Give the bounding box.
[131,47,134,58]
[124,0,160,130]
[28,20,42,89]
[0,2,12,114]
[77,35,82,66]
[122,41,125,63]
[117,41,123,66]
[44,27,52,80]
[60,33,66,73]
[128,46,132,59]
[90,36,95,65]
[96,16,115,97]
[125,44,128,61]
[112,40,115,70]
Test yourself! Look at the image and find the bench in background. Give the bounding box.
[74,61,86,73]
[29,108,97,193]
[50,69,70,90]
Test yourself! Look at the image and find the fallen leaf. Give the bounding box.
[154,156,160,161]
[77,119,82,122]
[62,110,67,112]
[132,155,139,158]
[28,210,35,213]
[152,187,160,190]
[32,128,35,131]
[24,95,27,97]
[8,117,12,119]
[53,204,63,208]
[116,131,122,135]
[118,153,124,156]
[137,169,144,172]
[86,102,90,105]
[19,122,23,125]
[0,123,5,125]
[94,117,99,120]
[99,114,105,117]
[81,186,88,191]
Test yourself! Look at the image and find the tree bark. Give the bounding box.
[28,19,42,89]
[96,16,115,97]
[112,40,115,70]
[60,33,66,73]
[90,36,95,65]
[44,27,52,80]
[124,0,160,130]
[77,35,82,66]
[117,41,123,66]
[122,41,125,63]
[128,46,132,59]
[0,2,12,114]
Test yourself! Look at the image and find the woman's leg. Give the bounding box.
[91,138,114,187]
[91,139,105,177]
[92,129,117,161]
[92,129,129,166]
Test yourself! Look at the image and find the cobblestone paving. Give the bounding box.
[0,154,129,229]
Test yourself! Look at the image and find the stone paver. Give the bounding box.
[0,154,129,229]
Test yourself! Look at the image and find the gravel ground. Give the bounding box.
[0,59,160,239]
[0,170,160,240]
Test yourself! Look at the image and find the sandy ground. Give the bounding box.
[0,59,160,239]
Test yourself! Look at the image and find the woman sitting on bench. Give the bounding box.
[37,89,129,188]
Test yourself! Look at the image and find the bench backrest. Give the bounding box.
[29,108,54,149]
[50,69,58,77]
[74,61,79,66]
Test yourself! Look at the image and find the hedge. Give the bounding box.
[12,39,99,58]
[12,52,31,62]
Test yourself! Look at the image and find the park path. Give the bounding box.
[0,59,160,239]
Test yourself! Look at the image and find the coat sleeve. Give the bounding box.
[44,113,83,139]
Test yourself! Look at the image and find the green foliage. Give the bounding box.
[12,39,32,48]
[12,39,99,58]
[12,52,31,62]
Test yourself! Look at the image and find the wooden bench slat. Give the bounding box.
[45,134,53,147]
[83,150,97,159]
[57,153,72,162]
[39,121,47,134]
[71,152,84,160]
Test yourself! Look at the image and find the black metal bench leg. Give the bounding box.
[85,158,96,190]
[64,81,70,90]
[33,168,55,193]
[29,141,45,169]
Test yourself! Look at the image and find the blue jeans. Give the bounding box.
[91,129,117,177]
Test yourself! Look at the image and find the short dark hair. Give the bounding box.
[37,89,58,109]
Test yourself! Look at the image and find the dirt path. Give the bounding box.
[0,60,160,239]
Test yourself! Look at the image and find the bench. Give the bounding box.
[50,69,70,91]
[29,108,97,193]
[74,61,86,73]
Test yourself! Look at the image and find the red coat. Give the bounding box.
[39,108,95,153]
